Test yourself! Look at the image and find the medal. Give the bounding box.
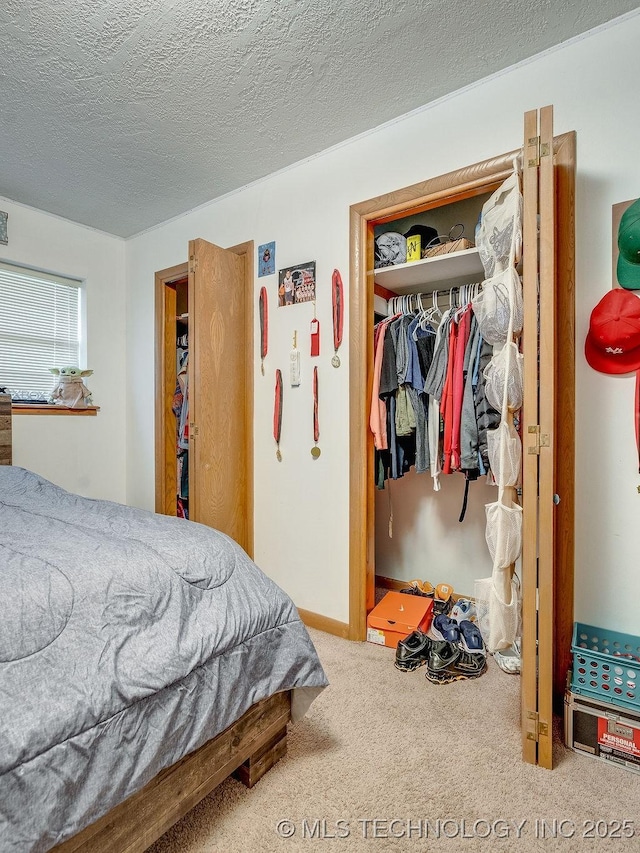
[273,369,283,461]
[332,268,343,368]
[311,366,321,459]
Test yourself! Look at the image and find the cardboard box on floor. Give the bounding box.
[367,591,433,649]
[565,689,640,775]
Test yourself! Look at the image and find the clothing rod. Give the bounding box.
[384,282,483,318]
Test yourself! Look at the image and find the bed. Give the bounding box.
[0,399,327,853]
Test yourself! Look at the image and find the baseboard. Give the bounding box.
[297,608,350,639]
[375,575,406,592]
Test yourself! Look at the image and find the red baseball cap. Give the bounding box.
[585,288,640,374]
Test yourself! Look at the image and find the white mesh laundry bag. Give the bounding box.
[474,572,521,652]
[485,497,523,569]
[483,341,524,413]
[487,419,521,487]
[472,267,523,346]
[475,168,523,278]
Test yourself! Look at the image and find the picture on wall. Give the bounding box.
[278,261,316,307]
[258,241,275,277]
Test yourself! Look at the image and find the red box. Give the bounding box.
[367,591,433,649]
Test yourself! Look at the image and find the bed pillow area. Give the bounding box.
[0,466,235,589]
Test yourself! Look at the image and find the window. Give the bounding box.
[0,261,83,401]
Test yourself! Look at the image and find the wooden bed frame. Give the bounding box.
[0,398,291,852]
[53,692,291,853]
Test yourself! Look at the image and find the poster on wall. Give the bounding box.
[258,241,275,277]
[278,261,316,307]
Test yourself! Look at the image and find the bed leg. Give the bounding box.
[233,726,287,788]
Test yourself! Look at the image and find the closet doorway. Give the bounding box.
[155,239,254,557]
[348,108,575,768]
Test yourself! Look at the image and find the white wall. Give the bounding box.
[2,199,127,501]
[126,12,640,633]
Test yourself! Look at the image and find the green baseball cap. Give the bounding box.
[617,198,640,290]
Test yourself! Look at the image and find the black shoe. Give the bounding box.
[424,640,460,683]
[394,630,433,672]
[425,644,487,685]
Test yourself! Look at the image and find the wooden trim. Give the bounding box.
[297,608,350,640]
[537,104,556,770]
[154,263,188,515]
[11,405,99,416]
[52,691,291,853]
[520,109,541,768]
[226,240,255,560]
[552,131,576,704]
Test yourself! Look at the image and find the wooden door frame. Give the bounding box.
[155,261,189,518]
[154,241,254,558]
[348,136,576,698]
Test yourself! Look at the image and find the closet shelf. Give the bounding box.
[371,247,484,294]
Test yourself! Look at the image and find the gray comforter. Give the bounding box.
[0,467,327,853]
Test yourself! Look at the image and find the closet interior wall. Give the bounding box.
[371,191,498,600]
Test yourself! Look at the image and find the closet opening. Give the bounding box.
[371,190,496,610]
[155,263,189,519]
[348,120,576,768]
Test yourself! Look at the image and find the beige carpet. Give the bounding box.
[149,629,640,852]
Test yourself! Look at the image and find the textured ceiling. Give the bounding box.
[0,0,637,238]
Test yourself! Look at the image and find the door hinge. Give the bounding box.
[527,135,540,168]
[189,254,198,274]
[527,425,550,454]
[526,711,549,742]
[190,422,199,436]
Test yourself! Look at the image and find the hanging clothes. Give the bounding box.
[370,287,498,504]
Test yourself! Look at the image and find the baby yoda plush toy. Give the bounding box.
[49,366,94,409]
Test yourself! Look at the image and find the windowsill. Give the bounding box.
[11,404,100,416]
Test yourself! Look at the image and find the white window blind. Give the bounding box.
[0,261,82,400]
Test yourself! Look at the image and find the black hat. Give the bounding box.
[404,224,439,250]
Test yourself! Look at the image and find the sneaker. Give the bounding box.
[426,646,487,684]
[458,620,484,653]
[428,614,460,643]
[450,598,477,624]
[424,640,461,683]
[494,640,521,674]
[399,580,434,598]
[394,630,433,672]
[432,582,454,615]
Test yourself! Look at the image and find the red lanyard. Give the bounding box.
[332,269,344,367]
[636,369,640,474]
[273,369,283,461]
[311,367,321,459]
[259,286,268,375]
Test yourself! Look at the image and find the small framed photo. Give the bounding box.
[258,241,275,277]
[278,261,316,307]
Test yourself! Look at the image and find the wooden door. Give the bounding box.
[349,113,575,768]
[521,107,575,769]
[188,239,253,555]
